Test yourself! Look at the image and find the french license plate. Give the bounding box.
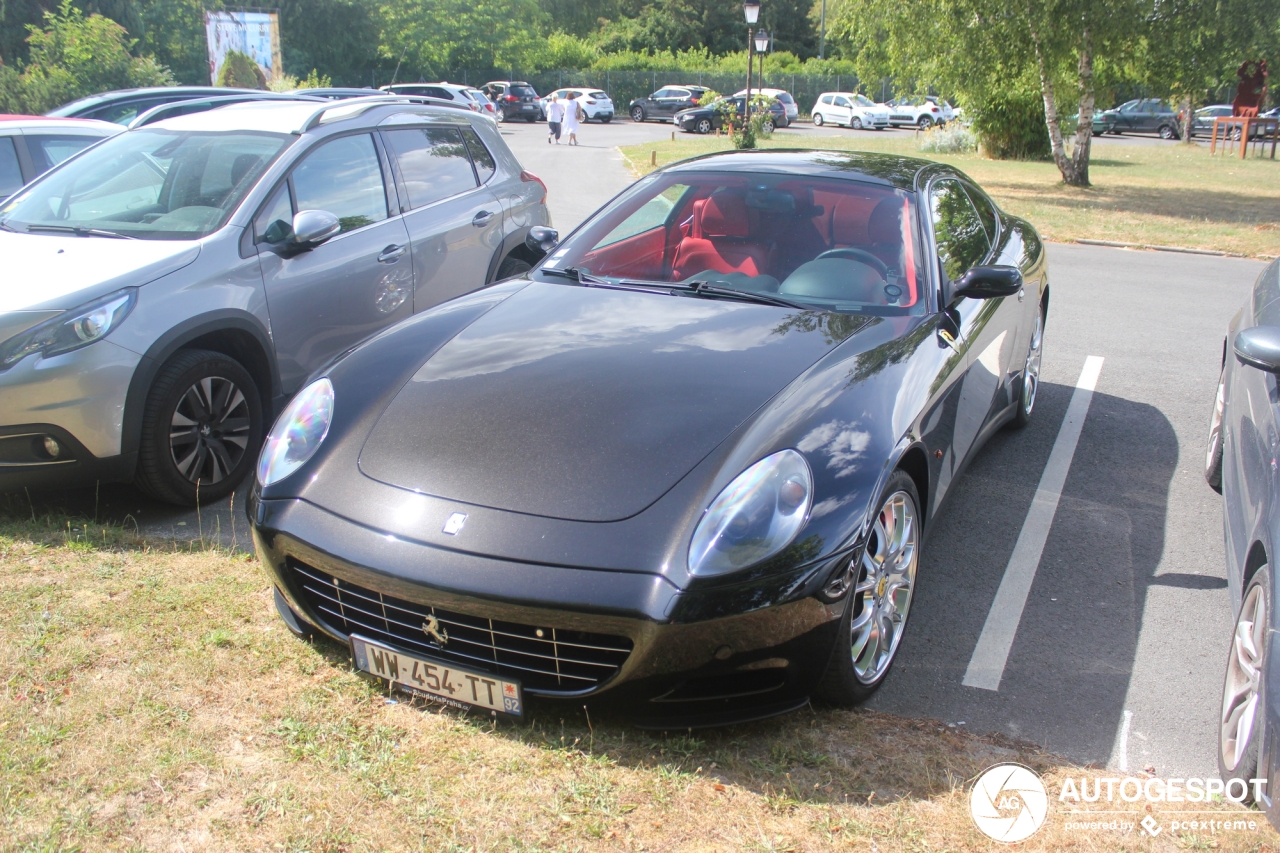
[350,635,522,717]
[522,104,535,110]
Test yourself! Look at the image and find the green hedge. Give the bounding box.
[969,89,1051,161]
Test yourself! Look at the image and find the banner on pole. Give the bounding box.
[205,10,282,86]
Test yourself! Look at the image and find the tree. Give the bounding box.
[216,49,267,88]
[277,0,381,87]
[376,0,547,78]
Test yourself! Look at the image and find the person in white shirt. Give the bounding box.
[546,94,565,144]
[564,93,583,145]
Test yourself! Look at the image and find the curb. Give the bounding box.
[1068,238,1275,261]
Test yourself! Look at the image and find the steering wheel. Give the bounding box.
[815,247,890,278]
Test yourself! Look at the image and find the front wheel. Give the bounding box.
[815,470,921,704]
[495,253,532,281]
[812,112,825,126]
[1218,568,1269,802]
[1008,303,1044,429]
[631,106,645,122]
[1206,362,1226,492]
[135,349,264,506]
[695,118,712,134]
[851,116,863,130]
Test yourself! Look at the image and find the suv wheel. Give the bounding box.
[631,106,646,122]
[135,349,263,506]
[1159,123,1178,140]
[496,253,532,280]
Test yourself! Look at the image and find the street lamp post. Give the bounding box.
[743,0,760,125]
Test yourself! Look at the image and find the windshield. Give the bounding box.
[1,128,292,240]
[538,171,924,316]
[852,94,876,107]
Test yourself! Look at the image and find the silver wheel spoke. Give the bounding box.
[851,488,919,684]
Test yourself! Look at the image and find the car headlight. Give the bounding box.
[0,288,136,370]
[688,449,813,577]
[257,378,334,487]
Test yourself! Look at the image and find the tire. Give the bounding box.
[1159,124,1177,140]
[815,470,921,704]
[851,116,863,130]
[763,119,775,133]
[134,349,264,506]
[695,118,712,134]
[1218,568,1269,803]
[495,254,532,280]
[917,116,933,130]
[631,106,646,122]
[1206,362,1226,492]
[1232,127,1243,141]
[524,116,536,123]
[1009,302,1044,429]
[601,115,612,123]
[812,112,825,126]
[496,110,506,124]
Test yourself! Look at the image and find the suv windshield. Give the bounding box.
[1,128,292,240]
[538,171,923,316]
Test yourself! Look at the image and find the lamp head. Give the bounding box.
[743,0,761,24]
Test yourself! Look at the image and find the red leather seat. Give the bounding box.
[865,196,906,270]
[671,191,767,280]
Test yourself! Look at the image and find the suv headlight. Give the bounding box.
[688,449,813,577]
[0,288,136,370]
[257,378,334,487]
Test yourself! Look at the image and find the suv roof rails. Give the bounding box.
[128,92,325,129]
[297,94,467,133]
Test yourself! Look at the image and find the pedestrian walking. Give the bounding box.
[565,93,584,145]
[546,94,565,144]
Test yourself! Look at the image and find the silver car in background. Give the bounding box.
[0,97,550,505]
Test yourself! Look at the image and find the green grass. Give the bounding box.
[620,131,1280,258]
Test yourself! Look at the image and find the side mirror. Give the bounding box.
[291,209,341,249]
[949,265,1023,303]
[525,226,559,257]
[1234,326,1280,373]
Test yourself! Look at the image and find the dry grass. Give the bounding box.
[618,132,1280,259]
[2,512,1277,852]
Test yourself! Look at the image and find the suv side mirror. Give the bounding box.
[1234,326,1280,373]
[291,209,341,249]
[526,226,558,257]
[949,265,1023,304]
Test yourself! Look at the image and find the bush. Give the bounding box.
[918,122,977,154]
[969,89,1050,160]
[216,50,267,89]
[269,68,333,92]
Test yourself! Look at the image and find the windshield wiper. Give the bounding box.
[681,280,812,310]
[0,221,18,233]
[540,267,667,294]
[23,224,136,239]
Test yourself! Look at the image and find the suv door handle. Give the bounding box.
[472,210,495,227]
[377,244,407,263]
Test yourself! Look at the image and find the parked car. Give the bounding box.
[0,116,120,200]
[675,96,788,134]
[629,85,710,123]
[47,86,259,125]
[126,92,327,129]
[1205,258,1280,827]
[464,88,498,117]
[1096,98,1181,138]
[380,83,484,113]
[249,148,1047,727]
[480,81,544,122]
[287,88,382,100]
[811,92,889,130]
[883,96,949,129]
[732,88,799,123]
[0,98,549,504]
[538,88,615,122]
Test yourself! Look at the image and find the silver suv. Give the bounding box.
[0,97,550,504]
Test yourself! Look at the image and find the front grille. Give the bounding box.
[289,560,633,694]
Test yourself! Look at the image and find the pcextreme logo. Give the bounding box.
[970,764,1050,842]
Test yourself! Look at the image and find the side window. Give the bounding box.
[383,126,478,209]
[929,179,990,283]
[962,183,999,245]
[0,137,23,197]
[291,133,387,233]
[834,96,851,108]
[460,128,496,183]
[25,134,99,174]
[255,183,294,245]
[820,94,833,105]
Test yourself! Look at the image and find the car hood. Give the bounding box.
[357,281,851,522]
[0,231,201,312]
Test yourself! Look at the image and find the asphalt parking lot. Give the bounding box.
[17,114,1260,782]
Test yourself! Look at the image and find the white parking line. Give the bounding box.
[962,356,1105,691]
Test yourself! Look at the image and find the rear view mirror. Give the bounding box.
[526,226,559,257]
[292,209,341,249]
[949,265,1023,303]
[1234,326,1280,373]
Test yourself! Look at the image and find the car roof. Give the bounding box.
[0,115,121,133]
[48,86,260,114]
[663,149,938,190]
[142,97,470,135]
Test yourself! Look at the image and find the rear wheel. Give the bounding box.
[812,112,825,126]
[524,116,537,123]
[600,114,612,123]
[763,118,776,132]
[1159,123,1178,140]
[851,116,863,130]
[816,470,920,704]
[135,349,263,506]
[631,106,646,122]
[1218,568,1269,803]
[917,115,934,130]
[1206,363,1227,492]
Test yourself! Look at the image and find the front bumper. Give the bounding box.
[250,493,847,726]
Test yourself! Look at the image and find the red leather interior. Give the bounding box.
[671,191,766,279]
[579,225,666,280]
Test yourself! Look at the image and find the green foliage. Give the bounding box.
[0,1,174,114]
[377,0,548,77]
[268,68,333,91]
[277,0,382,88]
[969,88,1050,160]
[216,49,267,89]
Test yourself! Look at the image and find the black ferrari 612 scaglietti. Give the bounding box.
[248,149,1047,727]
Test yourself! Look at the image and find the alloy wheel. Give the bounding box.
[918,116,933,129]
[850,490,919,684]
[851,117,863,130]
[168,375,252,485]
[813,112,824,126]
[1221,579,1266,771]
[696,118,712,134]
[631,107,645,122]
[1021,311,1044,417]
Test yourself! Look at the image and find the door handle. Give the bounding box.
[377,244,407,263]
[472,210,495,227]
